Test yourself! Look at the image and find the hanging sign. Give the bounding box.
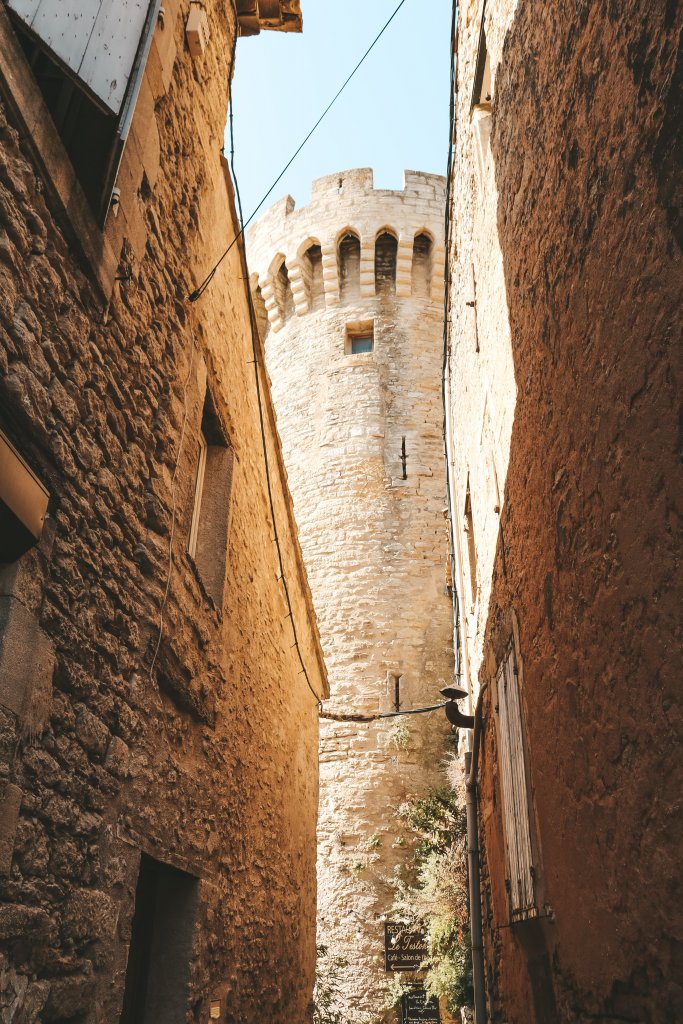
[402,985,440,1023]
[384,922,428,972]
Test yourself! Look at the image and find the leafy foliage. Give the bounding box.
[312,945,371,1024]
[390,787,473,1014]
[397,787,466,857]
[382,971,412,1010]
[385,721,411,750]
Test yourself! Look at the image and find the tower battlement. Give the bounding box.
[248,168,446,332]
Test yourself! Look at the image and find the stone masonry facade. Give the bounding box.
[0,3,328,1024]
[249,169,456,1021]
[446,1,681,1021]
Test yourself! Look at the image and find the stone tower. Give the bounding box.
[248,169,453,1020]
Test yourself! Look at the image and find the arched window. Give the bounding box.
[252,281,269,338]
[302,243,324,312]
[412,232,433,297]
[274,260,295,323]
[338,232,361,302]
[375,231,397,296]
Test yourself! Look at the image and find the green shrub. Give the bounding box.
[312,945,372,1024]
[385,721,411,750]
[391,787,473,1014]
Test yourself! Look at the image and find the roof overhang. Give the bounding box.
[236,0,302,36]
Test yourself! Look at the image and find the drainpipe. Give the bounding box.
[465,687,487,1024]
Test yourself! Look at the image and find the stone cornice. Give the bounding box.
[236,0,302,36]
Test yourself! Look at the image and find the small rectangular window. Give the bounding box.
[496,644,536,921]
[393,674,401,712]
[346,320,375,355]
[351,336,373,354]
[187,390,234,607]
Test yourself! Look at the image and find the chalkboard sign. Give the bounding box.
[384,922,428,971]
[402,985,440,1023]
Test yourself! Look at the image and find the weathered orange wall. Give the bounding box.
[448,1,682,1021]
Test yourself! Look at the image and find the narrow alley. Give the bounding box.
[0,3,680,1024]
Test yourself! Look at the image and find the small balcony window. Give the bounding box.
[471,13,493,183]
[495,644,537,922]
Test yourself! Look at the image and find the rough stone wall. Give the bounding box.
[0,3,326,1023]
[447,1,682,1021]
[249,170,455,1021]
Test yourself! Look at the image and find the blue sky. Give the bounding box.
[228,0,452,222]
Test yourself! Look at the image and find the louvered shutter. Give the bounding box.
[496,645,536,918]
[7,0,155,114]
[7,0,159,219]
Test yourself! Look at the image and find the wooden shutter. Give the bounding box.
[7,0,160,219]
[496,645,536,918]
[7,0,154,115]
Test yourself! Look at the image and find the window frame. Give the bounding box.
[186,386,234,608]
[463,478,478,606]
[188,430,208,562]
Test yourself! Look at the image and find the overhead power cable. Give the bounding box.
[188,0,411,302]
[228,92,323,709]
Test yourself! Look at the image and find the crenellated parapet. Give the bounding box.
[247,169,446,333]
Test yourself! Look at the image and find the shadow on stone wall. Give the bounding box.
[479,1,682,1021]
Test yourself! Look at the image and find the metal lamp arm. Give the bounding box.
[378,702,449,719]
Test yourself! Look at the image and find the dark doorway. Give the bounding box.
[119,854,199,1024]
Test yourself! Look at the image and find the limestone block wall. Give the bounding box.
[249,170,455,1020]
[0,2,326,1022]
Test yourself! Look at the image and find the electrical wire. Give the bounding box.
[188,0,411,303]
[147,13,238,696]
[321,703,449,724]
[228,92,323,710]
